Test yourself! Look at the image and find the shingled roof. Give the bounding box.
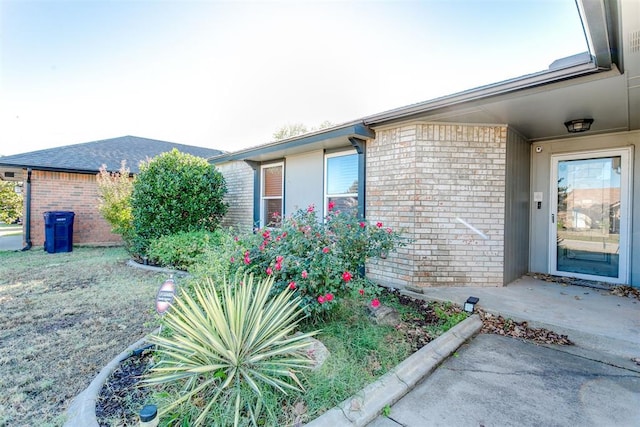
[0,136,223,174]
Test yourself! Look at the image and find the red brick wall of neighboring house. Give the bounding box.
[28,170,123,247]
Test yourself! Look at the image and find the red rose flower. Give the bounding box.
[359,289,365,296]
[342,271,352,282]
[371,298,380,308]
[376,222,383,228]
[317,295,325,304]
[325,293,334,302]
[302,270,308,279]
[288,281,296,290]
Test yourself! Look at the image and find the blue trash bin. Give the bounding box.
[44,211,75,253]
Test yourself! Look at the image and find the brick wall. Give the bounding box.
[29,170,122,247]
[216,161,254,231]
[366,122,508,288]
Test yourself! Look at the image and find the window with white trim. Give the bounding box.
[261,163,283,227]
[324,151,358,215]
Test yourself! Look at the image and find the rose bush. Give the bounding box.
[228,204,406,318]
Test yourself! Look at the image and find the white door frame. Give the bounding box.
[549,147,633,284]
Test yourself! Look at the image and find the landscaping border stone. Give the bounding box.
[306,314,482,426]
[64,332,158,427]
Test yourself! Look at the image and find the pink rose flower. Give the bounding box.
[288,281,296,290]
[371,298,380,308]
[317,295,325,304]
[342,271,352,282]
[325,293,334,302]
[301,270,308,279]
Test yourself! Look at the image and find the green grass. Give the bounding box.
[0,247,164,426]
[149,291,464,426]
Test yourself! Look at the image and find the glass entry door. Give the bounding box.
[550,149,631,284]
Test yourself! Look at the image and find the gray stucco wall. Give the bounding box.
[504,129,531,284]
[529,130,639,286]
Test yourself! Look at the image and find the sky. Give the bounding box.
[0,0,589,156]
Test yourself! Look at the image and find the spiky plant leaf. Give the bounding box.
[143,274,318,426]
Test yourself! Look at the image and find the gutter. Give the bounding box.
[362,60,603,125]
[22,168,32,251]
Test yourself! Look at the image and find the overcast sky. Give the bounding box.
[0,0,589,156]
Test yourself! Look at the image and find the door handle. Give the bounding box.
[551,214,555,223]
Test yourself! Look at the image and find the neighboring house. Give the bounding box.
[0,136,223,248]
[211,0,639,288]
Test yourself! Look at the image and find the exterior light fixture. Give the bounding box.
[464,296,479,313]
[564,118,593,133]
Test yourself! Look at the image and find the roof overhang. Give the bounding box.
[209,122,374,163]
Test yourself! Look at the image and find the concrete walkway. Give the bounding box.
[411,275,640,359]
[367,277,640,427]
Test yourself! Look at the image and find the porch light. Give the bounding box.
[464,296,479,314]
[564,118,593,133]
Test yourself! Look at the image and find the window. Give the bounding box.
[261,163,283,227]
[325,151,358,215]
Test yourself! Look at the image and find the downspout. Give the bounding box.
[21,168,32,251]
[348,137,366,219]
[349,137,367,278]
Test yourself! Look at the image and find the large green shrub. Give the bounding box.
[147,230,223,271]
[130,149,227,255]
[145,275,316,426]
[0,181,23,224]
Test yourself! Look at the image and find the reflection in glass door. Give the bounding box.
[551,149,631,283]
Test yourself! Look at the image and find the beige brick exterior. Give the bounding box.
[366,123,508,288]
[216,161,254,231]
[28,170,122,247]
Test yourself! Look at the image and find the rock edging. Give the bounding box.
[305,314,482,426]
[64,332,158,427]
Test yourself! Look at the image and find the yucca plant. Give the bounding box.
[144,274,317,426]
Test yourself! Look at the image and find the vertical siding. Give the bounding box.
[503,129,530,284]
[284,150,324,214]
[216,161,254,231]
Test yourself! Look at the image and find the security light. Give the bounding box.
[564,119,593,133]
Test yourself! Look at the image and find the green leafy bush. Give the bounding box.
[228,204,407,318]
[0,180,23,224]
[147,230,223,271]
[130,149,228,256]
[144,275,317,426]
[96,161,134,245]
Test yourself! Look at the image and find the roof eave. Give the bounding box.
[362,60,602,126]
[209,122,374,163]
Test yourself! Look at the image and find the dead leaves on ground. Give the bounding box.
[480,311,573,345]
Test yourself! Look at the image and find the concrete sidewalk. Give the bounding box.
[0,232,23,251]
[409,275,640,359]
[369,334,640,427]
[367,277,640,427]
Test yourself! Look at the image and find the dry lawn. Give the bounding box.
[0,247,164,426]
